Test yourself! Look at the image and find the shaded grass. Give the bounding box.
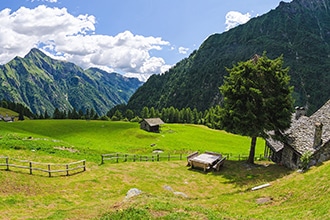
[1,146,330,219]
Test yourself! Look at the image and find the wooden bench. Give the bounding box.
[213,156,226,172]
[204,151,222,157]
[186,151,198,166]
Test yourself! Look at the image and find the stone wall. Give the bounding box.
[312,140,330,165]
[281,145,300,170]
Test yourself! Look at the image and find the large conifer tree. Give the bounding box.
[220,53,293,164]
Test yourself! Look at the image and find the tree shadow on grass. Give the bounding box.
[212,160,292,187]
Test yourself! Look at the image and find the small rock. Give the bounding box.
[163,185,173,191]
[125,188,142,200]
[173,191,188,198]
[256,197,272,204]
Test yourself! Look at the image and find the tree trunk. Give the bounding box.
[247,136,257,164]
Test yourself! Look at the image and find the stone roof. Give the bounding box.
[142,118,164,127]
[267,99,330,155]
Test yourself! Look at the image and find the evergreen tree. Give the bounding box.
[53,108,61,119]
[44,110,50,119]
[125,109,134,121]
[220,53,293,164]
[18,110,24,121]
[149,107,156,118]
[141,106,150,118]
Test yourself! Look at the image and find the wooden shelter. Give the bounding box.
[140,118,164,132]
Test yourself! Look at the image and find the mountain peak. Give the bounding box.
[24,48,47,59]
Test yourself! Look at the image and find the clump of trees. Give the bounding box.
[50,108,99,120]
[0,99,35,120]
[106,104,222,128]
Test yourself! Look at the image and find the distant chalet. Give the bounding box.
[140,118,164,133]
[266,99,330,169]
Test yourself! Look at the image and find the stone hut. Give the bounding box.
[140,118,164,133]
[265,99,330,169]
[0,114,15,122]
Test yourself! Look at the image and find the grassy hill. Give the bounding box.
[0,107,19,117]
[1,120,329,219]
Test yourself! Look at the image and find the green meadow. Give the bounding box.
[1,120,330,219]
[0,120,265,162]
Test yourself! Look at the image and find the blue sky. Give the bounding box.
[0,0,291,81]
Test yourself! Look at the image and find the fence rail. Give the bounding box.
[0,156,86,177]
[101,153,183,164]
[101,153,265,164]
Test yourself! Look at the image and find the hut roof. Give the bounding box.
[142,118,164,127]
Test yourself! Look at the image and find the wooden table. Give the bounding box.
[188,152,222,172]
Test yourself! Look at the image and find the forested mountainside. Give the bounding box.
[0,48,142,116]
[127,0,330,115]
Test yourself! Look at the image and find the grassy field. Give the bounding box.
[0,120,265,162]
[1,120,329,219]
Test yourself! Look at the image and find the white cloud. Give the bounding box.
[0,5,171,81]
[178,47,189,54]
[225,11,251,31]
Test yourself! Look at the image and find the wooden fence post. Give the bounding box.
[116,153,119,163]
[157,154,160,161]
[29,162,32,175]
[6,157,9,171]
[66,164,69,176]
[48,164,51,177]
[101,155,104,164]
[133,155,136,162]
[83,160,86,171]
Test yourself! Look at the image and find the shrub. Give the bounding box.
[300,151,313,171]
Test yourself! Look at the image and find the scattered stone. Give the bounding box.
[256,197,272,204]
[173,191,188,198]
[163,185,173,191]
[53,146,79,153]
[125,188,142,200]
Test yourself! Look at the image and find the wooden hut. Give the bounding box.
[140,118,164,132]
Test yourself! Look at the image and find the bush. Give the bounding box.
[300,151,313,171]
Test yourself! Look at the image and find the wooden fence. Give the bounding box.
[101,153,265,164]
[0,156,86,177]
[101,153,183,164]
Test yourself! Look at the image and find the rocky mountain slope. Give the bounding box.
[127,0,330,114]
[0,48,142,116]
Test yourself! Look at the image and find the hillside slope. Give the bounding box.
[127,0,330,114]
[0,48,142,115]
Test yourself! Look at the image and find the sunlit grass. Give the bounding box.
[6,120,330,219]
[0,120,265,163]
